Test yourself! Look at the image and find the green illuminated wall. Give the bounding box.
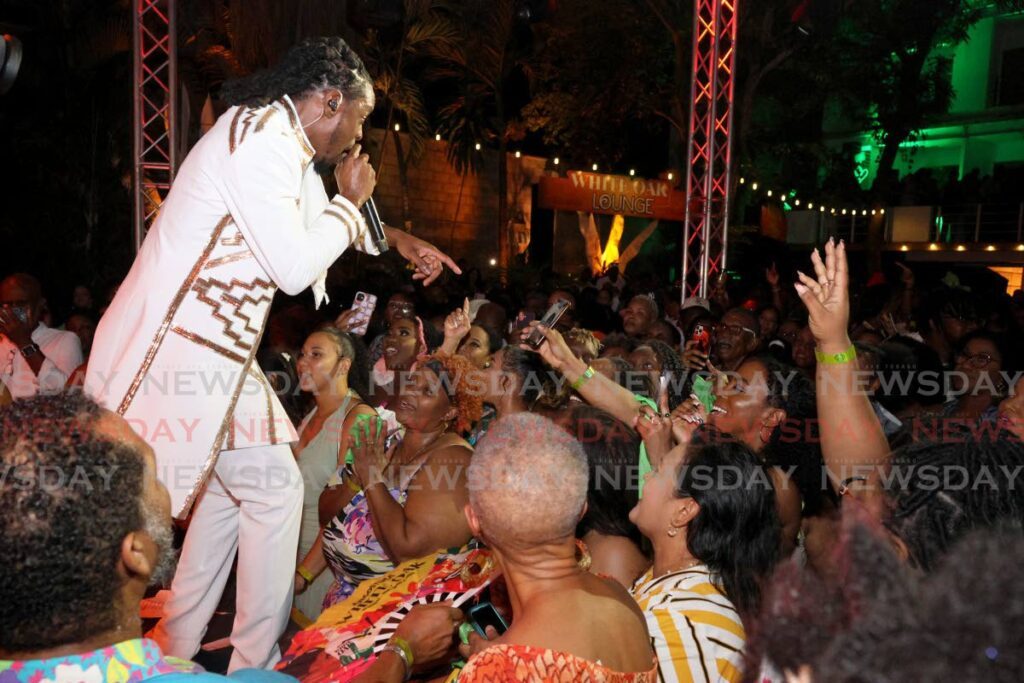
[950,17,995,113]
[834,13,1024,189]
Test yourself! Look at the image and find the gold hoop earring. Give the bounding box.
[667,528,678,537]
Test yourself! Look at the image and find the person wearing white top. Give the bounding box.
[0,274,83,399]
[85,37,459,672]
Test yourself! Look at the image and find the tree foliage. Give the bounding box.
[521,0,675,167]
[827,0,985,195]
[362,0,457,165]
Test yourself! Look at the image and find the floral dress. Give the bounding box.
[320,448,429,609]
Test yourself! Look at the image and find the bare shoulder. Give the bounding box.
[589,572,649,622]
[426,437,474,466]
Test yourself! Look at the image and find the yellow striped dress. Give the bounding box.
[631,566,746,683]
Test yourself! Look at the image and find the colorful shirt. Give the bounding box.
[631,567,746,683]
[0,638,197,682]
[0,639,296,683]
[456,644,658,682]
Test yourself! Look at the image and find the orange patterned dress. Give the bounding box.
[455,644,659,682]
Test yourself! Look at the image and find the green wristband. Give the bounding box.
[815,344,857,365]
[571,365,595,391]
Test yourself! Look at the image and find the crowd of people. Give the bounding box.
[3,236,1024,681]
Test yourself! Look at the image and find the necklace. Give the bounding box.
[392,429,446,468]
[656,558,703,578]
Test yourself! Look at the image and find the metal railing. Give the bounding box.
[932,203,1024,244]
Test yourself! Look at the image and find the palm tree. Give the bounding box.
[429,0,530,275]
[361,0,458,231]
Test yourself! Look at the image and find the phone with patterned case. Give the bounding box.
[349,292,377,336]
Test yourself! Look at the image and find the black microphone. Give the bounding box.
[361,197,389,253]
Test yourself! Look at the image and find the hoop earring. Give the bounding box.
[667,528,678,538]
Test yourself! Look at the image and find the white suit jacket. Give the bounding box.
[86,96,377,517]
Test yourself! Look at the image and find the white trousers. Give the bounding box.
[152,443,303,672]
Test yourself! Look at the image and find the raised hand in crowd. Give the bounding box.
[634,391,674,469]
[439,298,472,356]
[668,392,712,447]
[521,322,645,426]
[334,307,362,335]
[795,239,850,357]
[794,238,889,507]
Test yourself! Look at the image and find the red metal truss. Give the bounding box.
[132,0,178,252]
[682,0,738,300]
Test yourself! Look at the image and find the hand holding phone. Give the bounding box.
[467,601,509,639]
[525,300,570,348]
[690,322,711,355]
[682,323,711,370]
[347,291,377,337]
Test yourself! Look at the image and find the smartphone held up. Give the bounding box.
[525,300,570,348]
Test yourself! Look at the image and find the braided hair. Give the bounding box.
[221,37,372,107]
[639,339,687,410]
[888,427,1024,572]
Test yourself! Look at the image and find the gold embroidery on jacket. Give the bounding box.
[228,107,246,154]
[170,326,247,365]
[281,98,315,159]
[117,215,235,416]
[191,277,274,355]
[203,251,252,270]
[178,298,276,517]
[220,231,245,247]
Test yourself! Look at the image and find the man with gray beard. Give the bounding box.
[0,392,293,681]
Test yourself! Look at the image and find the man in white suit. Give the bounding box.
[85,37,458,671]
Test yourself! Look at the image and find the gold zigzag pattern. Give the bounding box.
[191,276,275,354]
